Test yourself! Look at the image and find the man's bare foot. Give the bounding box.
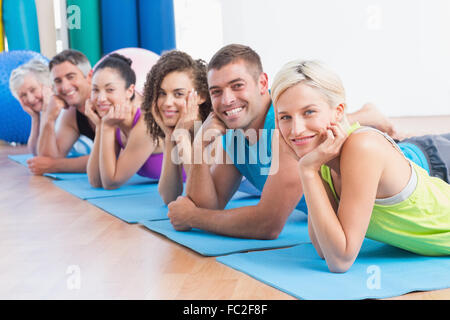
[349,103,409,140]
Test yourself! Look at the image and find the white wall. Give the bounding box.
[176,0,450,117]
[174,0,223,62]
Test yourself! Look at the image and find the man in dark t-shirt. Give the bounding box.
[34,49,96,175]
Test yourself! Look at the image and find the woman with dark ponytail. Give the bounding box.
[85,53,164,189]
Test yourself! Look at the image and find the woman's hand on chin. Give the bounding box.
[299,122,348,173]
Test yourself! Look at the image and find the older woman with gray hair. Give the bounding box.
[9,58,53,155]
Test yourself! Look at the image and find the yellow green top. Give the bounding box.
[320,123,450,256]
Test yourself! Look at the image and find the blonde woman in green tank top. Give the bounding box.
[271,59,450,273]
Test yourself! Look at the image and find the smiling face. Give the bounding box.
[156,71,196,127]
[276,82,344,158]
[17,74,45,113]
[207,60,268,130]
[51,61,91,111]
[91,67,134,118]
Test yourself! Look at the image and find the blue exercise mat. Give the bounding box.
[140,208,309,256]
[87,185,167,223]
[53,174,158,200]
[8,154,88,180]
[217,238,450,300]
[87,184,261,224]
[8,153,32,166]
[44,172,87,180]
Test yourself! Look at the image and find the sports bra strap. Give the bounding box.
[351,126,417,205]
[115,108,141,149]
[352,126,404,155]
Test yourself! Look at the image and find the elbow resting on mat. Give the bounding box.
[101,181,123,190]
[327,260,354,274]
[324,252,357,273]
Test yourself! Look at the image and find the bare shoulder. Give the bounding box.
[132,116,151,137]
[342,129,390,156]
[340,129,387,175]
[58,107,78,131]
[60,106,77,121]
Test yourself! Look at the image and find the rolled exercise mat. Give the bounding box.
[2,0,40,51]
[66,0,102,66]
[35,0,57,59]
[138,0,176,55]
[0,0,4,52]
[100,0,139,55]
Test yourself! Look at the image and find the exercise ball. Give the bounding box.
[95,47,160,96]
[0,50,48,144]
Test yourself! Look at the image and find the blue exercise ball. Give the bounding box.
[0,50,48,144]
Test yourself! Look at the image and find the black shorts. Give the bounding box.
[401,133,450,183]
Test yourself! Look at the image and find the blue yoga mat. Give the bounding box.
[87,184,261,224]
[44,172,87,180]
[8,154,88,180]
[217,239,450,300]
[140,208,309,257]
[87,185,167,223]
[8,153,33,166]
[53,174,158,200]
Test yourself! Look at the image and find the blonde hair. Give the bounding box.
[9,58,51,99]
[271,59,350,129]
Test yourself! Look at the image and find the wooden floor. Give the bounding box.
[1,115,449,300]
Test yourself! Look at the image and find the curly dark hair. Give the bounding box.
[141,50,212,144]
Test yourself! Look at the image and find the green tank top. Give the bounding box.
[320,123,450,256]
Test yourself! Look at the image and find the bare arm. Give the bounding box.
[38,104,80,158]
[169,132,303,239]
[186,112,232,209]
[99,117,157,190]
[86,126,103,187]
[300,132,383,273]
[27,154,89,174]
[186,139,243,209]
[85,99,103,187]
[307,176,340,260]
[157,135,185,205]
[27,114,40,156]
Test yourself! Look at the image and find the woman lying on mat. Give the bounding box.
[9,58,59,155]
[141,50,212,204]
[271,59,450,273]
[85,53,164,189]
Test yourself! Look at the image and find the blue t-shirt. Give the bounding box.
[222,103,308,213]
